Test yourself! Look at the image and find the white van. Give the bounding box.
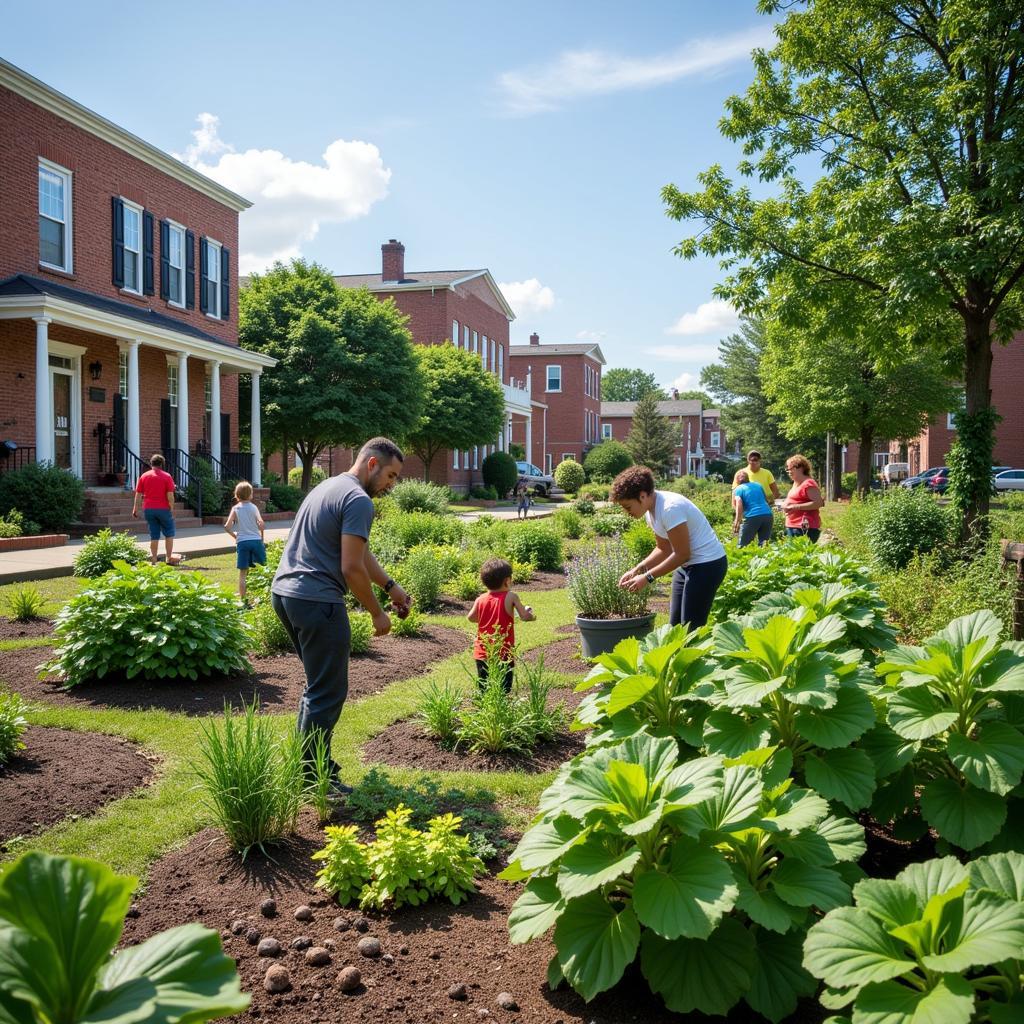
[881,462,909,485]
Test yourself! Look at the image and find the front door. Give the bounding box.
[50,365,74,472]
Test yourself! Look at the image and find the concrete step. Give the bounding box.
[68,516,203,538]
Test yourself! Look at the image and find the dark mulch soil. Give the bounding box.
[0,726,156,848]
[0,616,54,641]
[435,570,567,615]
[0,626,467,716]
[859,814,938,878]
[523,635,590,677]
[121,810,802,1024]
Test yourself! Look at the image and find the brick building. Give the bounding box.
[0,58,274,529]
[508,333,605,474]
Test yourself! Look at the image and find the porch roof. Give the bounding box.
[0,274,275,372]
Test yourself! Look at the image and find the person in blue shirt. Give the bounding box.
[732,470,775,547]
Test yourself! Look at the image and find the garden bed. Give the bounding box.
[0,726,156,848]
[521,634,590,677]
[2,625,467,715]
[119,812,732,1024]
[0,615,53,641]
[435,569,567,614]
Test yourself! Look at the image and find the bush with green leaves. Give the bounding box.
[0,508,24,538]
[511,558,535,584]
[566,541,651,619]
[580,483,610,501]
[456,672,566,756]
[349,610,374,655]
[247,598,292,656]
[572,496,596,516]
[3,584,47,622]
[72,528,145,577]
[0,851,249,1023]
[469,484,498,500]
[804,852,1024,1024]
[482,450,519,498]
[42,562,251,686]
[870,609,1024,850]
[390,479,451,515]
[389,510,465,550]
[583,440,633,482]
[448,568,483,601]
[501,733,862,1020]
[554,458,585,494]
[865,487,950,569]
[397,544,447,610]
[588,507,631,536]
[504,522,563,572]
[390,606,424,637]
[0,460,84,533]
[288,464,327,490]
[314,804,485,911]
[182,456,226,515]
[553,506,583,539]
[418,680,463,745]
[621,519,656,565]
[0,688,29,765]
[269,481,304,512]
[246,538,285,598]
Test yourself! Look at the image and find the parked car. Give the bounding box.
[881,462,909,486]
[994,469,1024,492]
[516,461,555,497]
[901,467,946,488]
[928,466,1005,495]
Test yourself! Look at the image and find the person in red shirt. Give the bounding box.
[782,454,825,543]
[467,558,536,690]
[131,453,180,565]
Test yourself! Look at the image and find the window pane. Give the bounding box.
[207,242,219,283]
[169,266,182,303]
[124,250,139,290]
[39,169,64,220]
[124,207,140,251]
[39,217,64,266]
[206,279,219,315]
[169,228,183,268]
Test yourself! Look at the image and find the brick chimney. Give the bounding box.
[529,332,540,346]
[671,387,679,399]
[382,239,405,283]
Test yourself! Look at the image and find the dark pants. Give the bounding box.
[476,658,514,692]
[739,513,773,547]
[669,555,728,630]
[786,526,821,543]
[271,592,350,778]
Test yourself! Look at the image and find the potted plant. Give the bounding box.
[114,465,127,487]
[566,541,655,657]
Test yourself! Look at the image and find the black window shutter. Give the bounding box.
[111,197,125,288]
[199,237,208,313]
[220,247,230,318]
[159,220,170,300]
[160,399,171,451]
[220,412,231,451]
[142,210,155,295]
[185,230,196,309]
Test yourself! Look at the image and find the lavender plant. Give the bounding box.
[567,541,651,619]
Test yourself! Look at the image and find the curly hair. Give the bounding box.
[786,454,812,475]
[610,466,656,502]
[480,558,513,591]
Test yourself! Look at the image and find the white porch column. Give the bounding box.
[525,411,533,467]
[33,317,53,465]
[209,360,222,473]
[124,340,141,482]
[250,370,262,486]
[176,351,190,467]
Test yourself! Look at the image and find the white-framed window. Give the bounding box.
[118,350,128,399]
[167,363,178,408]
[167,222,186,307]
[545,453,553,474]
[473,446,479,469]
[463,448,470,467]
[710,431,720,449]
[463,325,470,350]
[675,456,682,476]
[122,200,143,294]
[546,364,562,392]
[204,238,222,318]
[602,423,612,440]
[497,345,504,382]
[562,452,574,463]
[453,448,459,469]
[452,320,459,347]
[490,339,496,374]
[482,336,489,370]
[39,159,72,272]
[472,330,479,357]
[947,389,965,430]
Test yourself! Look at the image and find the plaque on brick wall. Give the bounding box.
[88,387,106,402]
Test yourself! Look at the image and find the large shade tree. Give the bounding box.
[239,260,423,491]
[664,0,1024,541]
[602,368,666,402]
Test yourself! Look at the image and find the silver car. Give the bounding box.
[516,461,554,497]
[994,469,1024,492]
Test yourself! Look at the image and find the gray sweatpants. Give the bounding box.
[739,513,773,547]
[271,592,350,778]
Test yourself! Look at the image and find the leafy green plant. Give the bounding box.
[418,679,463,746]
[349,611,374,655]
[396,545,446,610]
[72,528,146,577]
[554,458,586,494]
[304,730,336,822]
[247,597,292,656]
[42,562,251,686]
[504,522,563,571]
[389,510,465,550]
[390,479,451,515]
[482,451,518,498]
[0,851,250,1023]
[865,487,950,570]
[448,568,482,601]
[457,676,533,756]
[390,607,424,637]
[588,508,631,536]
[572,496,596,516]
[0,508,24,538]
[288,463,327,490]
[3,584,47,622]
[566,541,651,619]
[0,688,29,765]
[621,519,656,565]
[269,481,304,512]
[312,824,371,904]
[193,701,305,857]
[510,559,535,584]
[553,507,584,539]
[871,610,1024,849]
[246,538,284,597]
[804,853,1024,1024]
[583,440,633,482]
[0,460,85,533]
[184,456,226,515]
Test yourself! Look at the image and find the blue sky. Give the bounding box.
[4,0,779,391]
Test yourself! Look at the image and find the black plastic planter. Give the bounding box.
[575,612,657,659]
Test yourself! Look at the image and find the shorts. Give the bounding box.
[786,526,821,543]
[144,508,175,540]
[237,538,267,569]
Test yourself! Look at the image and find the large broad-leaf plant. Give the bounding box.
[0,851,250,1024]
[871,610,1024,850]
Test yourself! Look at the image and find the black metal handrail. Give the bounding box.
[191,441,253,484]
[164,448,203,518]
[0,443,37,476]
[113,438,146,489]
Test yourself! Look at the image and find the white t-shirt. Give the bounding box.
[646,490,726,567]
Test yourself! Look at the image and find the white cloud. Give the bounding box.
[576,329,606,342]
[176,114,392,273]
[645,342,724,362]
[496,26,773,115]
[671,372,697,392]
[498,278,556,316]
[664,299,740,337]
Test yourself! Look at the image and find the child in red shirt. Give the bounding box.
[131,453,181,565]
[467,558,536,690]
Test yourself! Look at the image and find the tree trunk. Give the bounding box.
[421,446,436,483]
[857,425,875,497]
[958,314,996,542]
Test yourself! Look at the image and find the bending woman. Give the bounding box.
[612,466,728,630]
[732,469,774,547]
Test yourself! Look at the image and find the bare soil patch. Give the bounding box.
[0,626,467,715]
[523,635,590,678]
[436,570,566,615]
[0,726,156,848]
[0,616,54,642]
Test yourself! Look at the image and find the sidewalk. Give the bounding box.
[0,521,296,584]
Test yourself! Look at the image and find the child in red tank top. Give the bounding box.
[467,558,537,690]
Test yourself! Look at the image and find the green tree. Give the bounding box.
[240,260,423,491]
[583,439,633,482]
[554,458,585,493]
[673,389,713,406]
[663,0,1024,542]
[406,343,505,481]
[625,392,680,476]
[602,368,666,402]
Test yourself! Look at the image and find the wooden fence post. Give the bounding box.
[1000,540,1024,641]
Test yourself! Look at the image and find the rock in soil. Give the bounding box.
[245,928,261,945]
[496,992,519,1011]
[356,936,381,959]
[263,965,290,994]
[257,937,282,957]
[353,916,369,932]
[305,946,331,966]
[260,898,277,917]
[290,935,312,950]
[333,915,350,932]
[293,904,313,921]
[448,984,467,1001]
[230,918,247,935]
[336,967,361,993]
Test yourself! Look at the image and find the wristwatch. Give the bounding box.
[383,578,396,593]
[645,572,655,584]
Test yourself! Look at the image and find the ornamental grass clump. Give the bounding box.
[42,562,251,687]
[72,528,145,577]
[0,688,29,765]
[3,584,47,622]
[567,541,650,619]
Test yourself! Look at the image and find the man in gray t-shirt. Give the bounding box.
[271,437,411,793]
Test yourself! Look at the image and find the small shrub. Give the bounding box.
[312,824,371,904]
[247,598,292,656]
[390,511,465,550]
[0,461,84,533]
[449,569,483,601]
[3,585,47,622]
[553,507,583,539]
[418,680,463,745]
[0,688,29,765]
[72,528,145,577]
[0,508,24,538]
[482,451,518,498]
[369,517,407,566]
[840,470,858,494]
[465,515,510,553]
[269,482,304,512]
[456,670,566,755]
[184,456,226,516]
[43,562,251,686]
[288,464,327,490]
[390,480,451,516]
[572,496,596,516]
[246,538,285,597]
[194,701,305,857]
[469,485,498,501]
[510,559,535,584]
[866,487,949,569]
[588,507,630,536]
[583,440,632,482]
[554,458,585,494]
[398,545,447,609]
[349,611,374,655]
[567,541,651,618]
[579,483,610,501]
[504,523,563,571]
[621,519,656,564]
[390,607,424,637]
